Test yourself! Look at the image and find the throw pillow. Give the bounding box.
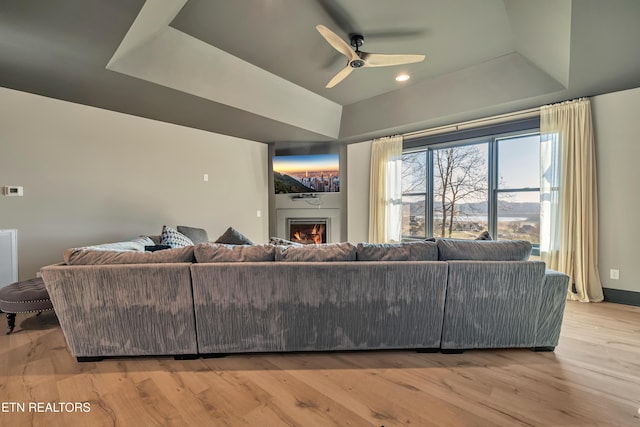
[160,225,194,248]
[177,225,209,244]
[275,242,356,262]
[475,230,493,240]
[269,236,303,247]
[215,227,254,245]
[70,237,154,253]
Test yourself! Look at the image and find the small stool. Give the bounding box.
[0,277,53,334]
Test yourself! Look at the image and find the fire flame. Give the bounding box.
[291,223,325,244]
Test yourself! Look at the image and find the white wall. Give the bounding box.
[592,86,640,293]
[346,140,372,242]
[0,87,268,279]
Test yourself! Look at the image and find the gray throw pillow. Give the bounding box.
[436,239,532,261]
[475,230,493,240]
[215,227,255,245]
[194,243,276,262]
[275,242,356,262]
[177,225,209,244]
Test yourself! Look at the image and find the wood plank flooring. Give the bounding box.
[1,301,639,426]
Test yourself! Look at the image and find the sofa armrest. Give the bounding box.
[41,263,197,358]
[535,269,569,347]
[441,261,547,349]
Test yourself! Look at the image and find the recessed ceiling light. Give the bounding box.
[395,74,410,82]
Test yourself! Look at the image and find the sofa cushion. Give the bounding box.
[215,227,254,245]
[437,239,532,261]
[355,241,438,261]
[356,243,408,261]
[161,225,194,248]
[64,246,195,265]
[275,242,356,262]
[194,243,276,262]
[177,225,209,244]
[406,241,439,260]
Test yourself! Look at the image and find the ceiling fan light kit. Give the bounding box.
[316,24,425,88]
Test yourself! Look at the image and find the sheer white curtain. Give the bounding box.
[540,98,604,302]
[368,135,403,243]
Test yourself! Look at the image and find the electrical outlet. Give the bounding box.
[610,269,620,280]
[203,174,209,182]
[256,210,261,218]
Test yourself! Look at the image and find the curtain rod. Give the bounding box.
[403,107,541,141]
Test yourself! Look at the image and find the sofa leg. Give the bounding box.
[201,353,230,359]
[174,354,199,360]
[532,346,555,352]
[6,313,15,335]
[416,348,439,353]
[76,356,104,362]
[441,349,465,354]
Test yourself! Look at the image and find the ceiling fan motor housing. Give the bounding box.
[349,34,364,49]
[349,34,365,68]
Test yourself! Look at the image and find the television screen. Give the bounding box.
[273,154,340,194]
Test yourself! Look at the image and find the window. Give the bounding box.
[494,134,540,250]
[401,122,541,254]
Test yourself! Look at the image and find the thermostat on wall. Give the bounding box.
[2,186,23,196]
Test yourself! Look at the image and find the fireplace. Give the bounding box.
[287,218,329,245]
[276,208,339,244]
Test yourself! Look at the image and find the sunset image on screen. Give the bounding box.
[273,154,339,194]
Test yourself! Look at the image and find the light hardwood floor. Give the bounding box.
[1,301,639,426]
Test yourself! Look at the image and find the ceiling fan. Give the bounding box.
[316,24,426,88]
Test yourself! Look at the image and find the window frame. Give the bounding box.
[401,118,541,253]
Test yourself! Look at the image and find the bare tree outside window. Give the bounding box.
[433,145,488,238]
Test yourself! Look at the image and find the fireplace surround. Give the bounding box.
[276,208,340,244]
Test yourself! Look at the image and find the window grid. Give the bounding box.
[401,130,540,253]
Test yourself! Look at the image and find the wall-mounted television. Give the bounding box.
[273,153,340,194]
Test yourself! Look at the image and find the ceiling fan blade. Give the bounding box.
[326,65,354,88]
[316,25,358,61]
[360,52,426,68]
[317,0,358,35]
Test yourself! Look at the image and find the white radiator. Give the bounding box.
[0,229,18,288]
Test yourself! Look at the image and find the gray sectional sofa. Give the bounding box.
[41,238,569,361]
